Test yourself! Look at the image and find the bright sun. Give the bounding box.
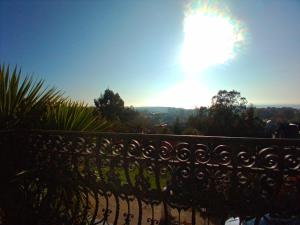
[149,3,246,108]
[181,6,244,75]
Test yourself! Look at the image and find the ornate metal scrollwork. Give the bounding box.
[2,130,299,225]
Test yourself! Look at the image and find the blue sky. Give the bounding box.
[1,0,300,108]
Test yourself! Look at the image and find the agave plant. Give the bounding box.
[0,64,111,224]
[0,65,64,129]
[0,64,110,131]
[43,101,110,131]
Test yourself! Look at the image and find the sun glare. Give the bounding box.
[181,4,244,75]
[148,80,212,109]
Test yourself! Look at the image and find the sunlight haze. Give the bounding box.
[180,1,245,75]
[1,0,300,108]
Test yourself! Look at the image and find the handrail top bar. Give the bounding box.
[4,128,300,145]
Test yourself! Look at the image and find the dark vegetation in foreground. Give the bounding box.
[0,65,112,225]
[0,65,299,225]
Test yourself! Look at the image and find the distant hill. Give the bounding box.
[135,106,196,124]
[135,105,300,124]
[136,105,300,112]
[254,104,300,109]
[136,106,192,113]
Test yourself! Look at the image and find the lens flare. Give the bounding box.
[181,1,245,75]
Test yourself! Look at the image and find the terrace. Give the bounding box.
[2,0,300,224]
[1,129,300,225]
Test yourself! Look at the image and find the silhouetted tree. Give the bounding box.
[186,90,265,137]
[94,89,144,132]
[186,107,209,134]
[211,90,247,114]
[120,106,139,122]
[207,90,247,136]
[172,117,182,134]
[240,104,265,137]
[94,89,124,121]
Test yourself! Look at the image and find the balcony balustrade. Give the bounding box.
[1,129,300,225]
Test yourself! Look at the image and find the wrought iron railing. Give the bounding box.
[1,129,300,225]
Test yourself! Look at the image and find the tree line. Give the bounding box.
[94,89,300,138]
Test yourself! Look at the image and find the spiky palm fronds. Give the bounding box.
[0,65,64,129]
[0,64,113,225]
[43,101,110,131]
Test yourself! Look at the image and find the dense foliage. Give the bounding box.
[43,101,109,131]
[93,88,299,137]
[94,88,146,132]
[0,65,109,131]
[186,90,265,137]
[94,89,125,121]
[0,65,110,225]
[0,65,63,129]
